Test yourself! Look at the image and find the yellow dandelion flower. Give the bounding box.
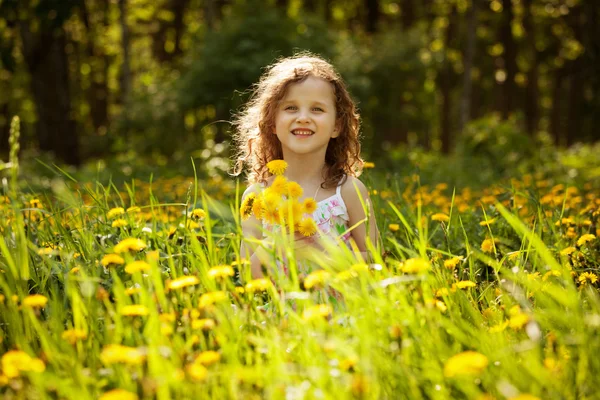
[191,318,216,330]
[240,192,256,220]
[287,181,303,198]
[431,213,450,222]
[62,329,88,344]
[199,291,228,308]
[303,198,317,214]
[22,294,48,308]
[444,256,462,270]
[443,351,488,377]
[107,207,125,218]
[190,208,206,220]
[114,238,146,253]
[266,159,288,175]
[388,223,400,232]
[245,278,272,293]
[99,389,139,400]
[578,272,598,285]
[363,162,375,169]
[508,306,529,329]
[195,351,221,366]
[127,206,141,213]
[186,362,207,382]
[100,344,146,365]
[508,395,541,400]
[270,175,288,197]
[481,238,495,253]
[208,265,234,280]
[401,258,430,274]
[166,275,200,290]
[1,350,45,378]
[577,233,596,247]
[101,254,125,267]
[302,304,333,321]
[120,305,150,316]
[479,218,497,226]
[559,247,576,256]
[124,260,151,274]
[489,321,509,333]
[252,196,264,219]
[297,218,318,237]
[455,280,476,289]
[304,270,331,290]
[112,219,128,228]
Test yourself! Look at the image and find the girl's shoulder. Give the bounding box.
[339,176,369,199]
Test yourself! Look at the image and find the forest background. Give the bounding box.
[0,0,599,181]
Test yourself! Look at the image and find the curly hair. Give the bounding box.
[231,52,363,189]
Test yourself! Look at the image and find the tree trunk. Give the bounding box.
[438,6,457,153]
[499,0,517,119]
[522,0,538,136]
[153,0,189,60]
[400,0,415,30]
[119,0,131,106]
[565,4,583,146]
[20,22,80,164]
[365,0,380,33]
[459,0,477,134]
[550,69,565,146]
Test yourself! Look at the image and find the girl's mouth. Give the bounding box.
[292,129,314,136]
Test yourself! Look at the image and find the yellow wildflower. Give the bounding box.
[578,272,598,285]
[120,305,150,316]
[100,344,146,365]
[266,159,288,175]
[240,192,256,220]
[252,196,264,219]
[576,233,596,247]
[124,260,151,274]
[127,206,141,213]
[481,238,495,253]
[195,351,221,366]
[431,213,450,222]
[303,198,317,214]
[186,362,207,381]
[99,389,139,400]
[191,318,216,330]
[363,162,375,169]
[245,279,272,293]
[114,238,146,253]
[208,265,235,280]
[270,175,288,197]
[455,280,476,289]
[287,181,303,198]
[559,247,576,256]
[199,291,228,308]
[388,223,400,232]
[101,253,125,267]
[443,351,488,377]
[190,208,206,220]
[401,258,430,274]
[1,350,45,378]
[508,305,529,329]
[22,294,48,308]
[298,218,318,237]
[62,328,88,344]
[107,207,125,218]
[112,219,128,228]
[508,395,541,400]
[166,275,200,290]
[304,270,331,290]
[302,304,333,321]
[479,218,497,226]
[444,257,462,270]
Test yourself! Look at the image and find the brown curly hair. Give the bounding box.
[231,52,363,189]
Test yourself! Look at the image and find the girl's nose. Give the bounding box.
[296,112,310,123]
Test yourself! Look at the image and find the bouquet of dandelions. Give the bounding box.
[240,160,319,238]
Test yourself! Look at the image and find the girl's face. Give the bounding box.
[273,76,339,160]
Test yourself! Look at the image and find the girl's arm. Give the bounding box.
[240,184,267,279]
[341,177,380,262]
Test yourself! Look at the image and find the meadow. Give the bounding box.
[1,120,599,399]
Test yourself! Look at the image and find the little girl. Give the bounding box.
[232,53,379,280]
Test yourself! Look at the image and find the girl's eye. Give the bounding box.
[313,107,324,112]
[285,106,297,111]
